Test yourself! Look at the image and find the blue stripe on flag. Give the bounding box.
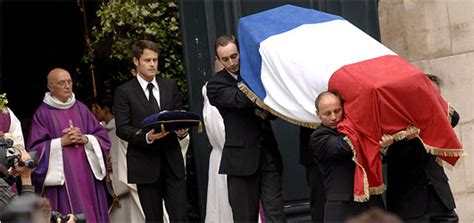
[238,4,343,99]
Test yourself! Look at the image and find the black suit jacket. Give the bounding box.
[206,69,281,176]
[113,76,184,184]
[385,111,459,218]
[309,125,355,202]
[300,126,316,166]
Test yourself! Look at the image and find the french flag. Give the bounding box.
[238,4,396,126]
[238,4,463,201]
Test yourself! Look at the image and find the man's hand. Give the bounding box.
[60,128,74,147]
[56,214,76,223]
[379,134,394,148]
[9,150,32,185]
[61,127,88,146]
[147,129,169,141]
[68,127,88,145]
[174,128,189,138]
[405,126,420,140]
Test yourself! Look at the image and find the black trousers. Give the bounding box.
[305,164,326,223]
[227,146,286,222]
[404,185,458,223]
[137,155,187,222]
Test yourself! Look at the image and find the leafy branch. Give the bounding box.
[82,0,186,104]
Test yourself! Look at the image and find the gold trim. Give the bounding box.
[436,153,469,170]
[152,119,201,124]
[198,121,203,133]
[237,82,319,129]
[354,194,369,202]
[343,136,370,202]
[369,184,386,195]
[419,136,465,164]
[139,119,202,134]
[389,125,464,161]
[424,146,464,157]
[146,119,201,132]
[160,123,166,132]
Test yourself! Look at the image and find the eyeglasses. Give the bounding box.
[54,80,73,87]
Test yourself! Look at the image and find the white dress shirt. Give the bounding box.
[136,74,161,108]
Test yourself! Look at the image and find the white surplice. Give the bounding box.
[4,107,25,149]
[105,118,145,223]
[202,84,234,223]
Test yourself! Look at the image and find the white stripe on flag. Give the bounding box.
[259,20,397,123]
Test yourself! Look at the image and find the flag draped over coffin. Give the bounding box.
[237,4,463,201]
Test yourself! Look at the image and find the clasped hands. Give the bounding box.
[61,126,88,147]
[146,128,189,141]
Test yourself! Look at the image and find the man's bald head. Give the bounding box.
[315,91,344,129]
[47,68,73,103]
[47,68,70,83]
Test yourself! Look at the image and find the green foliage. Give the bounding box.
[83,0,187,104]
[0,93,8,110]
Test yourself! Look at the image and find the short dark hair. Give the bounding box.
[132,40,160,60]
[314,91,342,111]
[426,73,442,88]
[214,35,238,58]
[94,94,113,110]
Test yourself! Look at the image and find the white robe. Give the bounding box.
[202,84,234,223]
[4,107,24,149]
[105,118,145,223]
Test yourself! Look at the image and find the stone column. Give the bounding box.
[379,0,474,221]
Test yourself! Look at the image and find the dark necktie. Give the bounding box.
[147,83,160,112]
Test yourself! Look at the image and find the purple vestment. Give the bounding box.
[0,109,10,132]
[27,101,111,223]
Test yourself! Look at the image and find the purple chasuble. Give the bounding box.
[0,109,11,132]
[27,101,111,223]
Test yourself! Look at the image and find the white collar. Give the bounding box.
[43,92,76,109]
[137,74,158,93]
[226,69,239,80]
[103,118,116,131]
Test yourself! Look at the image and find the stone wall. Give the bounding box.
[379,0,474,221]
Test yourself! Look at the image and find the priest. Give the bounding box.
[27,68,111,223]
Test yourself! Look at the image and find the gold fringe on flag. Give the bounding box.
[343,136,371,203]
[388,125,465,167]
[237,82,319,129]
[369,184,387,195]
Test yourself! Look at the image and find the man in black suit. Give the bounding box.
[113,40,188,222]
[309,91,384,222]
[206,35,286,222]
[299,127,326,222]
[385,74,459,222]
